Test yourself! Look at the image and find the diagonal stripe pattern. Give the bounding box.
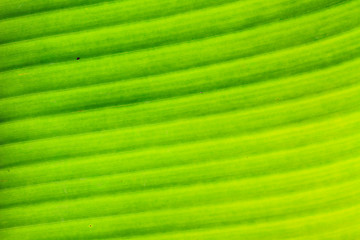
[0,0,359,239]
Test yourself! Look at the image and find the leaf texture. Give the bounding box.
[0,0,359,239]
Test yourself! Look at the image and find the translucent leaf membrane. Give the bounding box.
[0,0,359,239]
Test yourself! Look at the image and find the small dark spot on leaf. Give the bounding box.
[77,57,80,60]
[89,225,92,227]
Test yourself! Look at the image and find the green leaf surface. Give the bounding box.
[1,0,359,239]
